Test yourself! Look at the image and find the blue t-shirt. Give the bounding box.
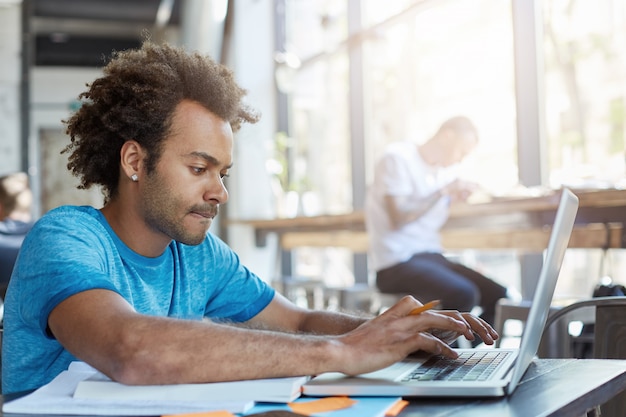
[1,206,275,394]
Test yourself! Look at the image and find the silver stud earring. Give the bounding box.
[131,174,138,182]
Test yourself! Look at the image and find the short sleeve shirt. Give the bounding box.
[365,141,459,271]
[1,205,275,394]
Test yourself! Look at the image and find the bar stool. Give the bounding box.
[495,247,616,353]
[376,292,405,313]
[494,297,596,357]
[279,276,326,310]
[335,284,382,313]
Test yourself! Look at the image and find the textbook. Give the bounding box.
[2,366,254,415]
[73,368,310,403]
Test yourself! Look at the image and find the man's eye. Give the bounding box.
[220,172,230,179]
[192,167,206,174]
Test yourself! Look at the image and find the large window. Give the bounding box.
[275,0,626,297]
[362,0,517,194]
[543,0,626,189]
[279,1,351,216]
[279,0,518,288]
[279,1,354,287]
[543,0,626,298]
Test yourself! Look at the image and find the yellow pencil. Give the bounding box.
[408,300,440,316]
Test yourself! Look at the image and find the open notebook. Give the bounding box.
[304,188,579,398]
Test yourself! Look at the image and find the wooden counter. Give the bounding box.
[232,188,626,252]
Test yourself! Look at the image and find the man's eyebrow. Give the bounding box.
[188,151,233,169]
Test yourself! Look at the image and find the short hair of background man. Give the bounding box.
[0,172,32,219]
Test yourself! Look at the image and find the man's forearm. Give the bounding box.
[97,315,346,385]
[387,189,444,228]
[408,189,445,221]
[296,309,368,335]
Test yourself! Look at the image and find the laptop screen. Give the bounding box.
[506,188,578,394]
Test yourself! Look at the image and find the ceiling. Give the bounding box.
[29,0,183,67]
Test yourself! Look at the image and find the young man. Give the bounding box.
[2,43,497,395]
[365,117,508,327]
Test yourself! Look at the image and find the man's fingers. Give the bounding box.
[405,310,499,345]
[379,295,426,318]
[406,310,471,334]
[462,314,499,344]
[429,329,466,344]
[413,331,459,359]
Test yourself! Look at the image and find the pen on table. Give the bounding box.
[408,300,440,316]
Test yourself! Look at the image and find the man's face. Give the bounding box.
[442,131,477,167]
[140,100,233,245]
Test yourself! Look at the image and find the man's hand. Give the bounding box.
[332,296,498,376]
[428,310,498,345]
[442,179,479,202]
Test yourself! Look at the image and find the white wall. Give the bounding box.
[0,3,21,175]
[30,67,104,215]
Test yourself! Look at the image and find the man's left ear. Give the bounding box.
[120,140,144,181]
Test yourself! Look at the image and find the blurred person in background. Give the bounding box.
[365,116,509,329]
[0,172,33,300]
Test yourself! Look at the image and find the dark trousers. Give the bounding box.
[376,252,507,326]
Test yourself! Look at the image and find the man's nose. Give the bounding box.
[204,176,229,204]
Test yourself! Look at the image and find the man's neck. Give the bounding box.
[100,203,171,258]
[417,139,441,167]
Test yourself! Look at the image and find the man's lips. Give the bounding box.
[190,207,218,219]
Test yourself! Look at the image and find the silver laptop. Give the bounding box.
[303,188,579,398]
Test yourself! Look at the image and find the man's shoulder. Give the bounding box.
[387,140,415,150]
[29,206,106,240]
[38,205,100,224]
[384,141,418,160]
[45,204,98,216]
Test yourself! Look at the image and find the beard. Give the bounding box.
[140,171,218,246]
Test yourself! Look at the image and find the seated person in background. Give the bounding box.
[0,172,34,300]
[365,116,508,328]
[1,41,498,395]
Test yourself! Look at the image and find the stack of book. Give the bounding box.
[2,362,405,417]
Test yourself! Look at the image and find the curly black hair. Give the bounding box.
[62,41,260,203]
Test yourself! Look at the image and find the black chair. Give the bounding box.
[539,296,626,417]
[494,297,569,356]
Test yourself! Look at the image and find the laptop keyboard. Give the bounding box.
[401,351,509,382]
